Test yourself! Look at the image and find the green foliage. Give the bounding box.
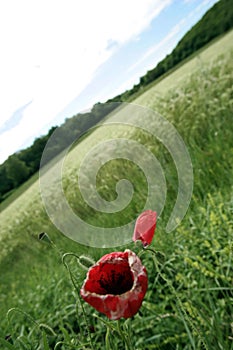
[128,0,233,98]
[0,103,118,202]
[1,0,232,202]
[0,164,13,201]
[5,155,29,187]
[0,35,233,349]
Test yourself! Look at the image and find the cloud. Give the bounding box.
[0,0,172,164]
[128,19,186,74]
[0,100,32,134]
[183,0,196,3]
[127,0,218,74]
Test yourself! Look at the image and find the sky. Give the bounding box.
[0,0,219,165]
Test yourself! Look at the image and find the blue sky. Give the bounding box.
[0,0,218,164]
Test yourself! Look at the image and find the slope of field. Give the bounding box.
[0,32,233,349]
[135,29,233,104]
[1,29,232,216]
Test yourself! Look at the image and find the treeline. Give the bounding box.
[1,0,233,202]
[0,103,116,202]
[110,0,233,101]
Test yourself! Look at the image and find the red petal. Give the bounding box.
[80,250,148,320]
[133,210,156,246]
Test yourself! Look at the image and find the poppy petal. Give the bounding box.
[80,250,148,320]
[133,210,157,247]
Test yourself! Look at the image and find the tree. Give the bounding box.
[0,165,13,200]
[5,155,29,187]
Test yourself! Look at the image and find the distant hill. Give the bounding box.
[110,0,233,101]
[1,0,233,202]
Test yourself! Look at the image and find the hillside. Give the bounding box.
[1,0,233,203]
[0,32,232,348]
[110,0,233,100]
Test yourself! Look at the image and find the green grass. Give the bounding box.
[127,29,233,102]
[0,172,39,213]
[2,29,232,214]
[136,29,233,105]
[0,32,233,349]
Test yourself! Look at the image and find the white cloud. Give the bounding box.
[127,0,218,75]
[128,19,186,73]
[183,0,196,3]
[0,0,172,163]
[192,0,218,14]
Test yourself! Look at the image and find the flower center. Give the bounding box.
[98,261,134,295]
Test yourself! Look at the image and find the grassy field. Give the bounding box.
[135,29,233,103]
[0,31,233,349]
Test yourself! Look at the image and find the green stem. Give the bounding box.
[62,253,94,350]
[142,248,209,350]
[117,320,133,350]
[105,326,111,350]
[7,308,40,329]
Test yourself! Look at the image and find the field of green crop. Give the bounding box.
[0,31,233,349]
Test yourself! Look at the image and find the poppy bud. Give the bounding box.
[38,232,52,244]
[133,210,157,247]
[78,255,96,270]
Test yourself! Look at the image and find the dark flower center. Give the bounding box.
[98,261,134,295]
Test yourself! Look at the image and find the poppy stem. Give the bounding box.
[62,253,95,350]
[6,308,56,345]
[105,326,111,350]
[144,249,208,350]
[117,320,133,350]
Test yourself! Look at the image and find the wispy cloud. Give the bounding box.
[128,19,186,73]
[183,0,196,4]
[0,101,32,134]
[127,0,218,74]
[192,0,218,14]
[0,0,173,163]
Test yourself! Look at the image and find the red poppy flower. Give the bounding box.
[133,210,157,247]
[80,249,148,320]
